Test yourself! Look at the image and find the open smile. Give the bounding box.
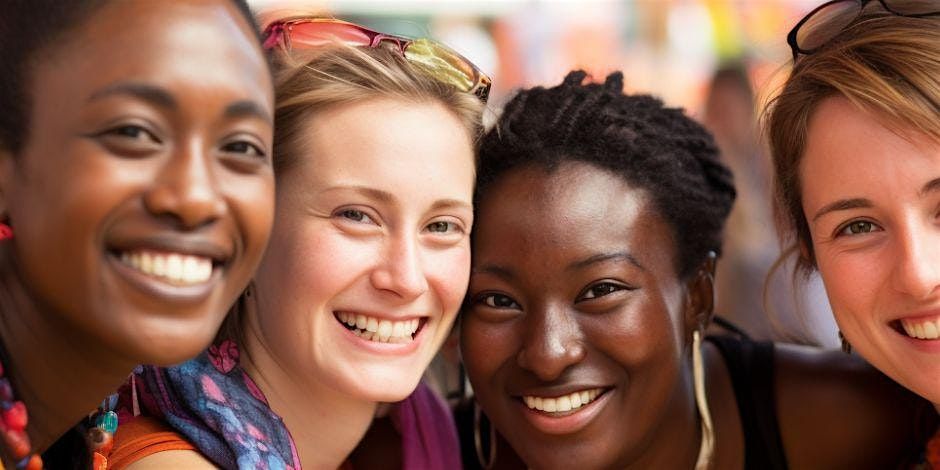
[515,387,613,435]
[334,311,428,344]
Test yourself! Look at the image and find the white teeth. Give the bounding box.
[337,312,421,344]
[902,318,940,340]
[523,388,604,414]
[120,250,213,285]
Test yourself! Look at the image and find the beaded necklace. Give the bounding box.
[0,358,42,469]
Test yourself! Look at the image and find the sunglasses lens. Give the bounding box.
[288,22,374,48]
[888,0,940,15]
[404,38,479,93]
[797,0,860,51]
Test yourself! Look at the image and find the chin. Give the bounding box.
[348,372,424,402]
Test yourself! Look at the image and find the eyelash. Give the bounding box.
[336,208,377,225]
[576,282,631,302]
[476,293,521,310]
[220,140,267,159]
[835,219,883,237]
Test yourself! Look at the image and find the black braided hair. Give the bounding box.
[477,71,736,279]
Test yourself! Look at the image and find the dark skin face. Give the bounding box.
[461,162,711,469]
[0,0,275,366]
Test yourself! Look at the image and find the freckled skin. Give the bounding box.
[461,162,699,469]
[1,0,275,365]
[802,96,940,404]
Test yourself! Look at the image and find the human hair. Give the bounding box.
[765,7,940,275]
[218,40,485,344]
[477,71,736,279]
[0,0,262,155]
[269,42,485,176]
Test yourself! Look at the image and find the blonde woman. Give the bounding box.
[108,18,487,469]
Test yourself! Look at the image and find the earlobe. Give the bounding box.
[685,251,717,334]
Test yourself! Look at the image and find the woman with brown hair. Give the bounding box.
[765,0,940,464]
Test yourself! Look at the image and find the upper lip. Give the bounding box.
[891,308,940,323]
[107,233,232,265]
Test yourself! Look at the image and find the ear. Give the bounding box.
[684,251,717,335]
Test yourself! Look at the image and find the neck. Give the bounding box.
[241,321,376,470]
[0,250,135,453]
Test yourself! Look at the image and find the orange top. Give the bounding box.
[107,416,197,469]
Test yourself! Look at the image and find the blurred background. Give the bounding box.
[249,0,839,348]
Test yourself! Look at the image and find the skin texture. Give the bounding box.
[238,98,475,469]
[462,163,708,469]
[462,161,933,469]
[0,0,274,451]
[801,96,940,405]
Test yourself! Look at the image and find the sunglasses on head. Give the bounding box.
[263,17,492,103]
[787,0,940,60]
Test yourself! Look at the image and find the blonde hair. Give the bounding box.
[271,42,485,175]
[765,9,940,276]
[218,41,485,345]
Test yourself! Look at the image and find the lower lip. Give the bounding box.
[335,315,425,356]
[107,254,219,305]
[517,389,611,435]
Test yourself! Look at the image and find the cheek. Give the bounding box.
[460,316,515,388]
[815,248,883,321]
[224,172,275,264]
[426,243,471,315]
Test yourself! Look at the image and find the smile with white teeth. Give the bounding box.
[523,388,604,414]
[336,312,421,344]
[901,317,940,340]
[119,250,214,286]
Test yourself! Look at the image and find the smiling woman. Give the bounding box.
[109,18,486,470]
[766,0,940,464]
[459,71,935,469]
[0,0,274,467]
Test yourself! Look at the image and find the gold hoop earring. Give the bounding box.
[473,403,496,469]
[693,329,714,469]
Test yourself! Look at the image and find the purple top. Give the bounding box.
[119,339,461,469]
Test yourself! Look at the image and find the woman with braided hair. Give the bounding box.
[458,71,933,469]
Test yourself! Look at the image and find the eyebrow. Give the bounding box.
[324,185,395,203]
[88,82,271,123]
[812,198,872,223]
[224,100,272,124]
[567,251,645,272]
[471,264,515,281]
[429,198,473,213]
[88,82,176,109]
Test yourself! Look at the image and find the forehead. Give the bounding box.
[34,0,269,104]
[473,162,678,275]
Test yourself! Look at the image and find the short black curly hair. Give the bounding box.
[477,70,736,279]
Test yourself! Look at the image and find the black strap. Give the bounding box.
[708,335,789,470]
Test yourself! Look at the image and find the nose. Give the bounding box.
[516,303,586,381]
[143,142,226,229]
[891,221,940,299]
[369,234,429,301]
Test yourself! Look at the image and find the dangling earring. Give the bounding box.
[839,331,852,354]
[692,329,714,470]
[0,222,12,241]
[473,402,496,469]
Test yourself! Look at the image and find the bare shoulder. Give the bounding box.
[774,343,935,468]
[124,450,218,469]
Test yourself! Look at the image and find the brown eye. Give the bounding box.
[480,293,520,309]
[221,140,266,159]
[578,282,627,301]
[838,220,881,236]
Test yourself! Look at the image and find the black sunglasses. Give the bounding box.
[787,0,940,60]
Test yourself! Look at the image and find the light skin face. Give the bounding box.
[249,98,474,402]
[461,162,704,469]
[802,96,940,404]
[0,0,275,366]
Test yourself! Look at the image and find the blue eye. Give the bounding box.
[427,221,454,233]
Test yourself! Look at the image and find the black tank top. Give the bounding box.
[708,335,789,469]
